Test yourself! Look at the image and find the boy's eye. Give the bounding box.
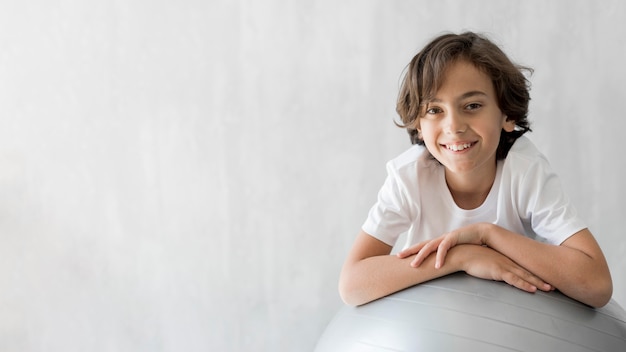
[425,107,442,114]
[465,103,482,110]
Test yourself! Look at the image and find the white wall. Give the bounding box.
[0,1,624,351]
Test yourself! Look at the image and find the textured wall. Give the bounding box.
[0,1,624,351]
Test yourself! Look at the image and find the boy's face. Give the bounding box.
[418,59,515,180]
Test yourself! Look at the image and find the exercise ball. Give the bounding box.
[315,273,626,351]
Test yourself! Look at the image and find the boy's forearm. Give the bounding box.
[339,250,460,306]
[484,225,612,307]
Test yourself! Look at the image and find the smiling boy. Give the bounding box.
[339,32,612,308]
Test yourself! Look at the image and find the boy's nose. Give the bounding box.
[444,112,467,134]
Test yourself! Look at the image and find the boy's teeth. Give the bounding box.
[447,143,471,151]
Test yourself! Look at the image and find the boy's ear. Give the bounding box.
[502,116,516,132]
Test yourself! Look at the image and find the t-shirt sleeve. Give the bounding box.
[362,162,413,246]
[521,156,587,245]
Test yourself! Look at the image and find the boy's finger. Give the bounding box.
[434,248,449,269]
[397,247,417,258]
[518,269,552,292]
[504,273,538,293]
[410,254,425,267]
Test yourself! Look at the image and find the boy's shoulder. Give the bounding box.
[504,136,551,172]
[388,144,432,171]
[385,145,440,185]
[507,136,546,160]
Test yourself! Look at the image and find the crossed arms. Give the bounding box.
[338,224,612,308]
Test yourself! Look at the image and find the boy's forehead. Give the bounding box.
[431,60,495,99]
[429,91,489,103]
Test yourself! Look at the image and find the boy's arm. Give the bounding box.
[487,227,612,307]
[403,225,613,307]
[339,230,551,306]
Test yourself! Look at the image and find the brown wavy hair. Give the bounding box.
[396,31,532,160]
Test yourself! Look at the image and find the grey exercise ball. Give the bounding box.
[315,273,626,351]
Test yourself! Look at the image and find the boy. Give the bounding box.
[339,32,612,308]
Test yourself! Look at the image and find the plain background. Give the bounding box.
[0,1,624,351]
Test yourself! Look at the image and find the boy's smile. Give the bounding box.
[418,59,516,199]
[443,141,476,152]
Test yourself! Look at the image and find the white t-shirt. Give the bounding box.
[362,136,586,249]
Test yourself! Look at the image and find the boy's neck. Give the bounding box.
[445,164,497,210]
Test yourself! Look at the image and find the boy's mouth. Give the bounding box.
[443,142,476,152]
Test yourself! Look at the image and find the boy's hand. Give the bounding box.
[398,223,491,268]
[458,245,553,293]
